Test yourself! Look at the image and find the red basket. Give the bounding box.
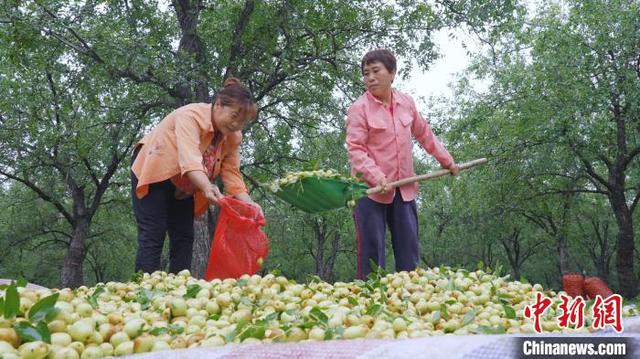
[562,272,584,297]
[583,276,613,299]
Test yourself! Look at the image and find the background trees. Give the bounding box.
[1,0,637,299]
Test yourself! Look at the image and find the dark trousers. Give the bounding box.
[131,147,195,274]
[353,189,419,279]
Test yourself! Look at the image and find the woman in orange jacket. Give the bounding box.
[130,77,262,274]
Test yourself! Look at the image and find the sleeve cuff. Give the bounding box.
[180,163,206,176]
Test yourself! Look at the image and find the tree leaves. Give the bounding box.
[14,321,49,343]
[3,283,19,319]
[28,293,59,323]
[183,284,202,299]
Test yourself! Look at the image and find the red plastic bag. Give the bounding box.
[204,197,269,280]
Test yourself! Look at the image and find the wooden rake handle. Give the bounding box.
[366,158,488,195]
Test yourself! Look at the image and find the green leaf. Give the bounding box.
[149,327,169,336]
[183,284,202,299]
[445,299,456,305]
[16,277,27,288]
[45,308,60,323]
[28,293,59,322]
[366,303,383,316]
[129,271,144,284]
[439,304,450,320]
[502,305,516,319]
[226,320,249,342]
[14,321,45,342]
[303,160,320,171]
[298,321,314,329]
[264,312,278,322]
[238,323,266,341]
[368,258,387,277]
[463,309,476,326]
[0,297,4,314]
[135,289,154,311]
[325,326,344,340]
[439,265,448,275]
[240,297,253,307]
[309,307,328,325]
[268,268,282,277]
[494,264,503,277]
[475,325,506,335]
[520,276,529,284]
[87,286,105,309]
[347,297,359,306]
[35,321,51,343]
[4,283,19,319]
[167,323,184,335]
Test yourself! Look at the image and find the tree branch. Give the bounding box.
[0,170,74,225]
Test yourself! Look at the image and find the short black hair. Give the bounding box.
[361,49,397,74]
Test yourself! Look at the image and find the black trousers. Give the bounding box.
[353,189,419,279]
[131,147,195,274]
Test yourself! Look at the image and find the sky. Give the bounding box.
[397,27,483,103]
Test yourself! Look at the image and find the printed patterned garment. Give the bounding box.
[170,141,218,194]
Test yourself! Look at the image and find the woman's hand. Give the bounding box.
[235,192,264,217]
[203,183,224,204]
[449,163,461,176]
[186,170,224,204]
[377,177,390,194]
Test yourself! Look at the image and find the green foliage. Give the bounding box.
[0,0,553,290]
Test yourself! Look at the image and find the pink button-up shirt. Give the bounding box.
[346,89,454,204]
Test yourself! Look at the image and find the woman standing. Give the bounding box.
[346,49,460,279]
[131,77,261,274]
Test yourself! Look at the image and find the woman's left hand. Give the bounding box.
[235,192,264,217]
[250,202,264,218]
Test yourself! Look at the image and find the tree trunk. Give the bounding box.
[594,221,611,283]
[609,191,637,297]
[501,229,522,281]
[312,219,327,280]
[172,0,208,101]
[557,234,569,274]
[324,233,341,283]
[60,219,89,288]
[191,206,218,278]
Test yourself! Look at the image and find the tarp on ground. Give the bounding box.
[129,316,640,359]
[0,279,48,290]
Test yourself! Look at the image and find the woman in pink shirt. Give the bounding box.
[131,77,262,274]
[346,49,460,279]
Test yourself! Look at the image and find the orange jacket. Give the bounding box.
[132,103,248,216]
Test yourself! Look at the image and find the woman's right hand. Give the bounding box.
[203,183,224,204]
[187,170,224,204]
[377,178,390,194]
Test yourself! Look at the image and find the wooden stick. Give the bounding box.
[366,158,488,195]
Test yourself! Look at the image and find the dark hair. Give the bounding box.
[361,49,397,74]
[216,77,258,122]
